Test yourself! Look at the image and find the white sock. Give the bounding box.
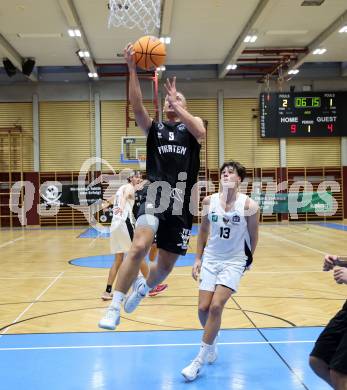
[212,334,218,347]
[197,341,213,363]
[138,281,151,296]
[111,291,125,309]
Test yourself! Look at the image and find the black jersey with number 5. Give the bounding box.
[146,121,201,190]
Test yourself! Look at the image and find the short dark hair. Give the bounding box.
[127,170,141,182]
[220,160,246,182]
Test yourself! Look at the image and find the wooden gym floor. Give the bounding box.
[0,221,346,335]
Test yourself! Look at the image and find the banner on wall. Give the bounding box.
[251,192,333,214]
[40,184,102,206]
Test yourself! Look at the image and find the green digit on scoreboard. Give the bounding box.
[312,97,320,107]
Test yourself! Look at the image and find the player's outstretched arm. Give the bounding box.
[164,77,206,142]
[335,256,347,267]
[192,197,210,280]
[246,198,259,254]
[124,43,152,135]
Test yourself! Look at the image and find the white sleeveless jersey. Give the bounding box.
[113,184,135,223]
[203,193,252,265]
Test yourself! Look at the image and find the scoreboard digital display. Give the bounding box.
[260,92,347,137]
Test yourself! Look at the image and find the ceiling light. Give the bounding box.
[68,29,81,37]
[88,72,98,78]
[226,64,237,70]
[78,51,90,58]
[312,48,327,55]
[338,25,347,33]
[244,35,257,43]
[160,37,171,44]
[288,69,299,75]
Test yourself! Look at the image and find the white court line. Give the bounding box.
[88,236,100,248]
[0,339,316,351]
[261,231,326,255]
[0,271,325,280]
[0,271,64,335]
[0,236,24,249]
[0,275,105,280]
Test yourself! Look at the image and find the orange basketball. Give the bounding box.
[133,36,166,70]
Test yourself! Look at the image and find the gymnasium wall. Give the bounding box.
[39,101,95,171]
[0,103,33,171]
[0,81,345,171]
[223,98,280,169]
[0,78,346,221]
[1,77,347,102]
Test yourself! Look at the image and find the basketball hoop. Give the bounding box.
[108,0,161,34]
[138,155,146,171]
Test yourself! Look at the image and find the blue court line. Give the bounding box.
[0,327,328,390]
[69,252,196,268]
[315,222,347,232]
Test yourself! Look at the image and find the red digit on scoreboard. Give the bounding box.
[290,124,297,134]
[327,124,334,133]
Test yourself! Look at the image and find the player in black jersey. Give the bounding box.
[99,43,206,330]
[309,254,347,389]
[133,174,168,297]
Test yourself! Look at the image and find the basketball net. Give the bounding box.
[108,0,161,34]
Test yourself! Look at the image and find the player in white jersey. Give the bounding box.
[101,171,150,300]
[181,161,259,381]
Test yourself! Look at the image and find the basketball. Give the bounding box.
[133,35,166,70]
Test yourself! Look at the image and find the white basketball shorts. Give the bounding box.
[199,258,247,293]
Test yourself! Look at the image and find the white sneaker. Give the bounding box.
[181,358,203,381]
[98,306,120,330]
[123,276,146,313]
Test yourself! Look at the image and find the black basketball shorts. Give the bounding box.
[137,184,193,255]
[310,300,347,375]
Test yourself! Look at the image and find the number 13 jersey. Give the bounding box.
[203,193,252,265]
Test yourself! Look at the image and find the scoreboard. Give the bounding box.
[260,92,347,137]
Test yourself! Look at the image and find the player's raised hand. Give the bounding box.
[333,267,347,284]
[192,258,201,281]
[323,254,337,271]
[124,43,136,71]
[164,77,178,105]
